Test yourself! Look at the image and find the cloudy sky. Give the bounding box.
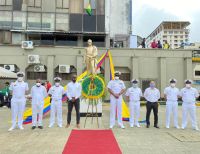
[132,0,200,42]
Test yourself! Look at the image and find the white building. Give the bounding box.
[146,21,190,49]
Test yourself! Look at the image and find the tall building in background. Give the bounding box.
[146,21,190,49]
[0,0,132,48]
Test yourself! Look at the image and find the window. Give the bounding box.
[120,73,130,81]
[28,0,41,7]
[27,72,47,80]
[0,0,12,5]
[13,0,22,10]
[195,71,200,76]
[56,0,69,8]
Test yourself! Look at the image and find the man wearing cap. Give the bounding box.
[107,71,126,129]
[164,79,180,129]
[125,79,142,128]
[30,79,48,129]
[48,77,65,128]
[66,75,82,129]
[180,80,199,130]
[144,81,160,128]
[8,72,29,131]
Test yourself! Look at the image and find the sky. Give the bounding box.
[132,0,200,42]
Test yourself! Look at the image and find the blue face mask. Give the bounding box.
[150,83,155,88]
[132,84,138,88]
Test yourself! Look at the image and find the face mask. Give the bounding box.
[186,84,191,88]
[55,82,60,87]
[132,84,138,88]
[170,83,176,88]
[150,83,155,88]
[115,76,119,80]
[36,83,41,87]
[18,77,23,82]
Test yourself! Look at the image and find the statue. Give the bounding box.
[85,39,98,75]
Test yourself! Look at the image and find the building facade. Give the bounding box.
[146,21,190,49]
[0,0,132,48]
[0,45,193,98]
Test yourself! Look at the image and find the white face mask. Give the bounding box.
[186,84,191,88]
[115,76,119,80]
[55,82,60,87]
[170,83,176,88]
[132,84,138,88]
[17,77,23,82]
[36,83,41,87]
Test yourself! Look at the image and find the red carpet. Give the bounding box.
[62,130,122,154]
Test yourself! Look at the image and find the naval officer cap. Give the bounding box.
[131,79,139,84]
[54,77,62,82]
[169,78,177,83]
[16,72,25,77]
[185,79,193,84]
[114,71,121,76]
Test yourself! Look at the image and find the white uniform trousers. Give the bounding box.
[110,96,123,127]
[166,101,178,127]
[129,101,140,126]
[32,102,44,126]
[182,102,197,128]
[11,99,26,128]
[50,100,62,126]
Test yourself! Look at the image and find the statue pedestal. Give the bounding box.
[80,99,102,117]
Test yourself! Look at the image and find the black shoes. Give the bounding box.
[146,125,150,128]
[32,126,43,129]
[38,126,43,129]
[154,125,160,129]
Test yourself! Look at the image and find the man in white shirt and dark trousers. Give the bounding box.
[30,79,48,129]
[126,79,142,128]
[8,72,29,131]
[164,79,180,129]
[180,80,199,130]
[48,77,65,128]
[144,81,160,128]
[66,75,82,129]
[107,71,126,129]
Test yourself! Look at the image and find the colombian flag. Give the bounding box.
[86,3,92,16]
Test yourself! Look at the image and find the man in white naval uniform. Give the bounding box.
[8,72,29,131]
[48,77,65,128]
[144,81,160,128]
[180,80,199,130]
[107,71,126,129]
[126,79,142,128]
[30,79,48,129]
[164,79,180,129]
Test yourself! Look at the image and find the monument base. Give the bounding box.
[80,99,102,117]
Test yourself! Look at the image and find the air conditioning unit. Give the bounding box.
[28,55,40,64]
[34,65,45,72]
[22,41,33,49]
[4,65,15,72]
[59,65,70,73]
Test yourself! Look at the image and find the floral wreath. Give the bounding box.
[82,75,105,99]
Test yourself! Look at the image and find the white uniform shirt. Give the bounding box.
[9,81,29,100]
[164,86,179,101]
[125,87,142,102]
[66,82,82,100]
[31,85,48,104]
[180,87,199,103]
[107,80,126,97]
[144,87,160,102]
[48,85,65,101]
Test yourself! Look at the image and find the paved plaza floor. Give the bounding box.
[0,104,200,154]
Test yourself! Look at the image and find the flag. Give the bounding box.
[86,3,92,16]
